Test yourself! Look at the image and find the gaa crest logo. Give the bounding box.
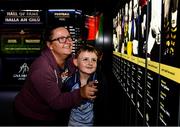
[13,63,29,80]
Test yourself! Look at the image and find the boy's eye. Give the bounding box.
[79,57,97,63]
[82,58,88,61]
[92,58,97,62]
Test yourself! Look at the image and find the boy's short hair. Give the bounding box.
[75,44,99,59]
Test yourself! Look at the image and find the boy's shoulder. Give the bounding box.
[65,72,79,89]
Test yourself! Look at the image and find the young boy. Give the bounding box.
[64,44,99,126]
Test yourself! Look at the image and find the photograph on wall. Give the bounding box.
[146,0,162,62]
[161,0,179,68]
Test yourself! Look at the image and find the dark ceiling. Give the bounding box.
[0,0,127,15]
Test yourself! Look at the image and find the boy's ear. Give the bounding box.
[73,58,78,67]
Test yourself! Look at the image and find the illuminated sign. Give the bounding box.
[0,9,44,25]
[0,29,43,54]
[47,9,76,25]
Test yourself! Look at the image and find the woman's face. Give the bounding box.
[47,27,73,57]
[74,51,98,75]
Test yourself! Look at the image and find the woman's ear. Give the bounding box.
[73,58,78,67]
[47,42,53,50]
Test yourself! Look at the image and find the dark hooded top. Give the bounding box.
[14,46,82,121]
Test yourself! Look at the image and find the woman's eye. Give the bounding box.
[60,38,65,42]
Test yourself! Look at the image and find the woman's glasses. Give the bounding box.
[50,36,73,43]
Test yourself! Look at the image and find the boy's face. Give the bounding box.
[74,51,98,75]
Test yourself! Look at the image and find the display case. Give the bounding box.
[112,0,180,126]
